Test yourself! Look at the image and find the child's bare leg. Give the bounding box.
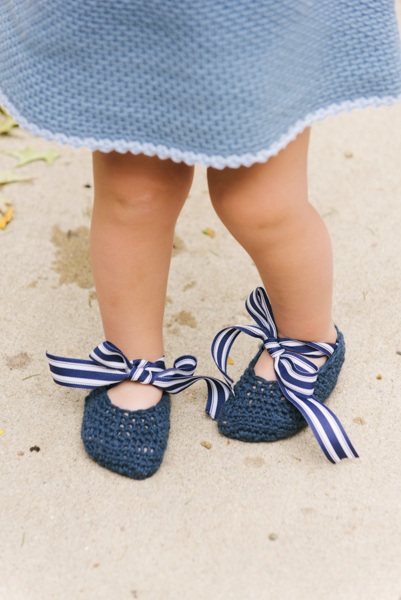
[91,152,194,409]
[207,128,336,380]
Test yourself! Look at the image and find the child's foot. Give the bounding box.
[210,289,357,462]
[82,386,170,480]
[107,380,163,411]
[254,348,328,380]
[254,324,337,380]
[218,328,347,447]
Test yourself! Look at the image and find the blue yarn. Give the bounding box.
[1,1,401,168]
[218,330,345,443]
[81,388,171,480]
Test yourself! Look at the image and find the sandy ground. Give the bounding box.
[1,84,401,600]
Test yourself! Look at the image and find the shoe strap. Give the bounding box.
[211,287,358,464]
[47,341,231,413]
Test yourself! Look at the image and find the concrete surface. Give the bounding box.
[1,73,401,600]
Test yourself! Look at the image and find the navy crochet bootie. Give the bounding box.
[81,387,171,480]
[210,287,357,462]
[218,330,345,443]
[47,340,234,477]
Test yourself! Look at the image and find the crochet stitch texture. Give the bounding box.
[81,387,171,480]
[218,330,345,442]
[1,1,401,168]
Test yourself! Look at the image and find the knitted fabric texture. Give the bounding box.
[81,387,171,480]
[1,1,401,168]
[218,330,345,443]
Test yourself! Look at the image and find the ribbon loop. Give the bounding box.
[210,287,358,463]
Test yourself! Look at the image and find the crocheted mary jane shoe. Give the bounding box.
[47,340,229,477]
[217,329,345,443]
[210,288,358,463]
[81,387,170,480]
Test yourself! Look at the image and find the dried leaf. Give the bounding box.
[22,373,41,381]
[0,205,13,229]
[202,228,215,238]
[227,356,234,365]
[322,208,338,219]
[88,291,97,308]
[0,430,4,436]
[0,193,12,215]
[0,170,32,185]
[4,147,60,167]
[0,115,18,134]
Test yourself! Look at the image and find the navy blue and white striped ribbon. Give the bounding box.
[210,287,358,464]
[46,341,231,412]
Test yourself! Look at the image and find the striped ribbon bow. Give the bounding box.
[211,287,358,464]
[46,341,231,410]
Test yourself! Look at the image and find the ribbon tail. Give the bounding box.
[209,318,272,420]
[154,371,231,420]
[211,324,267,385]
[203,376,232,420]
[46,352,127,389]
[283,388,358,463]
[211,327,242,385]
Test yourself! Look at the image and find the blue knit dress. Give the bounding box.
[1,0,401,169]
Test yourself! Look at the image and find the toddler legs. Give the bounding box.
[90,128,334,407]
[91,152,194,409]
[207,129,336,380]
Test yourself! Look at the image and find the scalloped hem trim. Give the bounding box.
[1,90,400,169]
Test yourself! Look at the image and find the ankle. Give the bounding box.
[277,321,337,344]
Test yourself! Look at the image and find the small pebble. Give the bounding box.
[93,563,99,568]
[397,347,401,356]
[376,374,382,380]
[201,441,211,449]
[227,441,231,445]
[17,451,24,456]
[344,151,353,158]
[353,417,365,425]
[30,446,40,452]
[269,533,278,541]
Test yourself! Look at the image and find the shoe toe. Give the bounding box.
[81,387,170,480]
[218,375,306,442]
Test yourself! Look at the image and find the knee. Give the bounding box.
[208,172,300,234]
[93,152,194,223]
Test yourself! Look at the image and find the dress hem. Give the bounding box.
[1,90,400,169]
